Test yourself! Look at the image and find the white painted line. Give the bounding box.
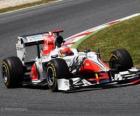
[119,13,140,22]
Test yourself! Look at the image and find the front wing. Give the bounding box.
[57,68,140,91]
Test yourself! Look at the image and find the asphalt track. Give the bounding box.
[0,0,140,116]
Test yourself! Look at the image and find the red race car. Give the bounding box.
[1,30,140,92]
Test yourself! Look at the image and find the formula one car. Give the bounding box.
[1,30,140,92]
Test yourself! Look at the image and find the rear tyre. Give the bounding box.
[46,58,70,92]
[109,48,133,71]
[1,56,24,88]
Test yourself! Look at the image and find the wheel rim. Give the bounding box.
[2,64,9,84]
[110,56,118,69]
[47,67,55,86]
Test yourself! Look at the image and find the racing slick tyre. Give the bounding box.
[109,48,133,72]
[1,56,24,88]
[46,58,70,92]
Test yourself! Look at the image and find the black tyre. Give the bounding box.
[109,48,133,71]
[1,56,24,88]
[46,58,70,91]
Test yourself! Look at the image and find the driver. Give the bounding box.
[59,46,74,57]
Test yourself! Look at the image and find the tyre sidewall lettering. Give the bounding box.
[111,54,118,60]
[48,62,56,77]
[47,62,57,87]
[2,61,10,86]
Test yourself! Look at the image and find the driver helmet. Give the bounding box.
[59,46,73,56]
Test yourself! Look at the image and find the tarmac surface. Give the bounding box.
[0,0,140,116]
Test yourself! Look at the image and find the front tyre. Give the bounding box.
[109,48,133,71]
[1,57,24,88]
[46,58,70,92]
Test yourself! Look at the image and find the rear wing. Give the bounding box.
[16,30,63,64]
[17,30,64,47]
[17,32,49,47]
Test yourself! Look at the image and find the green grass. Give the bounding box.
[78,16,140,66]
[0,0,54,13]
